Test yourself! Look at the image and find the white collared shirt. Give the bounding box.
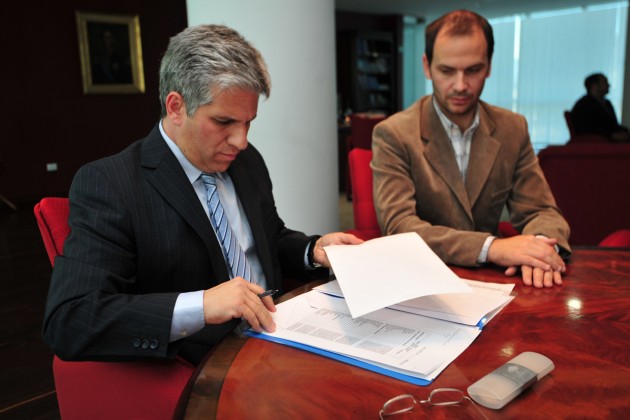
[432,97,480,181]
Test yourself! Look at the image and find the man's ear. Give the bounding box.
[422,53,432,80]
[165,92,186,126]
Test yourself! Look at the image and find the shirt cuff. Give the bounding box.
[170,290,205,342]
[477,235,496,264]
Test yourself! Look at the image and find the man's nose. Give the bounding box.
[453,72,468,92]
[228,125,249,150]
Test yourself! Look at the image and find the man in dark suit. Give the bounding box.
[43,24,361,365]
[571,73,629,142]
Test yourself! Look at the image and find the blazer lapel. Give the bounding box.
[421,101,473,221]
[228,157,275,285]
[465,105,501,208]
[140,125,231,282]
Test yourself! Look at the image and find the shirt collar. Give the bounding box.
[432,96,480,137]
[159,120,225,183]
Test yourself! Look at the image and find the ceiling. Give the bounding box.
[335,0,621,20]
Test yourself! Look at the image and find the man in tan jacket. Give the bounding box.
[372,10,570,288]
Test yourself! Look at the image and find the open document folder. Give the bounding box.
[246,284,514,386]
[245,232,515,385]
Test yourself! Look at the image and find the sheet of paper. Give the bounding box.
[323,232,472,318]
[263,290,481,381]
[315,279,514,327]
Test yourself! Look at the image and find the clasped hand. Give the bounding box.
[487,235,566,288]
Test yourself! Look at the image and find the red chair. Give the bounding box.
[346,149,381,240]
[538,143,630,245]
[498,221,519,238]
[345,113,386,199]
[599,229,630,247]
[34,197,196,420]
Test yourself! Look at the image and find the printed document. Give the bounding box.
[255,290,482,382]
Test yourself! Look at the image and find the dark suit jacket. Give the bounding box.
[42,125,323,364]
[372,96,571,267]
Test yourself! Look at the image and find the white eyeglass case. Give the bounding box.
[467,351,554,409]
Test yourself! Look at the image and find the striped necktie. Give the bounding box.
[200,173,252,282]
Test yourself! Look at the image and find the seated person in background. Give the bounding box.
[42,24,361,365]
[372,10,571,289]
[571,73,629,142]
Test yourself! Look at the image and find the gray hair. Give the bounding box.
[159,24,271,117]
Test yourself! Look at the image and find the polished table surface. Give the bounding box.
[182,249,630,419]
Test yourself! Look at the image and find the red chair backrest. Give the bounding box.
[538,143,630,245]
[347,149,381,240]
[599,229,630,247]
[34,197,70,266]
[348,113,386,150]
[34,198,195,420]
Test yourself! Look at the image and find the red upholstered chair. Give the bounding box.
[599,229,630,247]
[498,221,519,238]
[538,143,630,245]
[347,113,386,150]
[34,197,196,420]
[345,113,386,199]
[346,149,381,240]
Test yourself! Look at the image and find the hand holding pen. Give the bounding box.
[257,289,278,299]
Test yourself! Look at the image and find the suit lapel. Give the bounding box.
[465,105,501,207]
[422,102,472,220]
[140,125,231,282]
[228,157,275,285]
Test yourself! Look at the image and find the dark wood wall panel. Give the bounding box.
[0,1,188,204]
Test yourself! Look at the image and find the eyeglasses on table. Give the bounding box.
[379,388,488,419]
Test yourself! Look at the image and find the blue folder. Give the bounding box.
[244,329,432,386]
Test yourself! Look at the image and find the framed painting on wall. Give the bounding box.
[75,11,145,94]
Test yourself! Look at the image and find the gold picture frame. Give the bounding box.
[75,11,145,94]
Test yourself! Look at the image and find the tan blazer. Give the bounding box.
[372,96,571,267]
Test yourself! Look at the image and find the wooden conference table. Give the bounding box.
[181,249,630,419]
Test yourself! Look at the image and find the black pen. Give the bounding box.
[257,289,278,299]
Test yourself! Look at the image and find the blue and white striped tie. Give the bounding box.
[201,173,252,282]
